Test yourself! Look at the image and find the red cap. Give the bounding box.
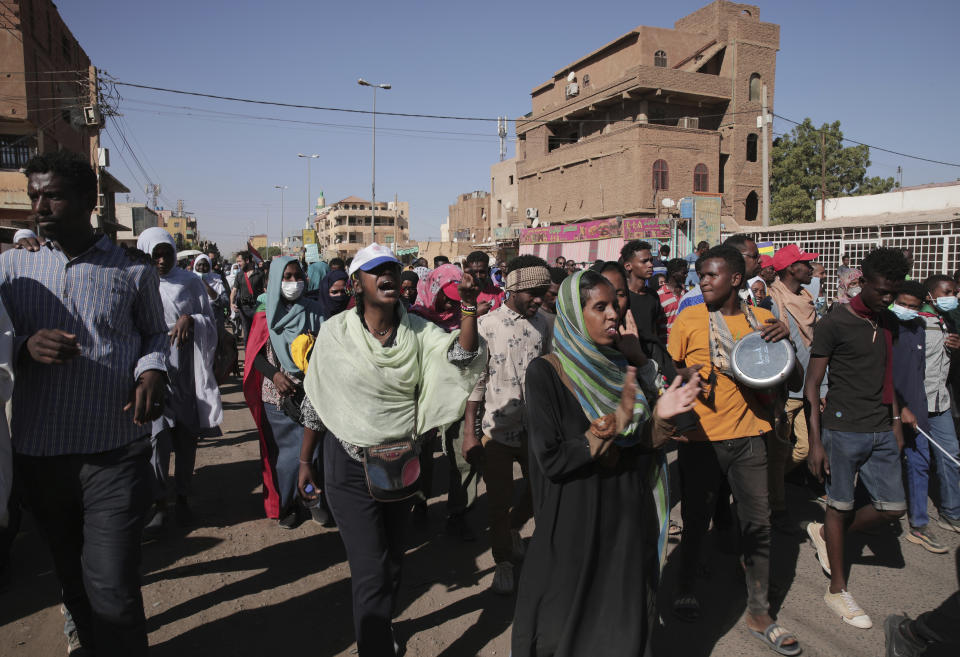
[759,255,774,269]
[441,281,461,302]
[771,244,819,271]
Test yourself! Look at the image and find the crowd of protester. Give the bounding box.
[0,151,958,656]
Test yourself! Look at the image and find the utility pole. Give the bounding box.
[820,131,826,222]
[498,116,507,162]
[88,65,102,228]
[760,84,770,226]
[897,165,903,189]
[393,192,398,253]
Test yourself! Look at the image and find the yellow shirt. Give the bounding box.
[667,303,773,442]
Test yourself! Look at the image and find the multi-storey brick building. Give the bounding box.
[448,190,489,243]
[314,195,410,259]
[0,0,128,240]
[516,0,777,235]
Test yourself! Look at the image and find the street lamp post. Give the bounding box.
[297,153,319,230]
[274,185,287,255]
[358,78,390,245]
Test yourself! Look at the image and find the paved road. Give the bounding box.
[2,377,958,656]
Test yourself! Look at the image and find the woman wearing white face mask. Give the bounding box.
[244,257,324,528]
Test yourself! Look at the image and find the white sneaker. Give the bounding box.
[511,529,527,562]
[806,521,831,576]
[491,561,515,595]
[824,587,872,629]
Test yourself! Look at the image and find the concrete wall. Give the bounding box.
[448,191,489,242]
[490,158,520,230]
[816,183,960,221]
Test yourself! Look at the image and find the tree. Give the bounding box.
[770,119,895,225]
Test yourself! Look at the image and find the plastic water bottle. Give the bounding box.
[303,483,322,509]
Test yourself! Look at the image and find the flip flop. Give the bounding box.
[748,622,801,656]
[673,594,700,622]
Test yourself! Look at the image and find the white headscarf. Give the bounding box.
[193,253,227,299]
[136,227,222,430]
[747,276,767,305]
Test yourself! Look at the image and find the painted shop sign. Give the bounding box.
[519,217,621,245]
[622,217,671,240]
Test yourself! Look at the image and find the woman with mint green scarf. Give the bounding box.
[512,269,699,657]
[298,244,485,657]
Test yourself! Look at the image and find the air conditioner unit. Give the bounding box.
[83,106,101,126]
[565,83,579,98]
[678,116,699,129]
[525,207,539,220]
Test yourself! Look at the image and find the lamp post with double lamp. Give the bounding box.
[274,184,287,256]
[297,153,319,230]
[357,78,390,245]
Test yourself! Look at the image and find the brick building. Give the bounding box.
[490,157,521,238]
[447,190,489,243]
[516,0,778,240]
[0,0,128,241]
[314,195,410,259]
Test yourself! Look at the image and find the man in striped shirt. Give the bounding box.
[0,152,167,656]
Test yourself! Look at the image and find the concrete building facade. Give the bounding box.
[447,191,489,243]
[490,157,521,238]
[515,1,778,230]
[114,203,161,247]
[314,195,410,259]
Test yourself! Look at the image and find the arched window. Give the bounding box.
[654,50,667,68]
[652,159,669,190]
[749,73,762,102]
[745,191,759,222]
[693,163,709,192]
[746,134,758,162]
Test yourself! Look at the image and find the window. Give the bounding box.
[694,164,709,192]
[508,175,514,185]
[652,159,669,191]
[746,133,758,162]
[0,135,35,169]
[745,191,759,222]
[654,50,667,68]
[749,73,762,102]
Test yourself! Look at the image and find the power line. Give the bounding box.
[773,113,960,168]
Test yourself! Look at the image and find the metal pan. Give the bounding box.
[730,331,796,389]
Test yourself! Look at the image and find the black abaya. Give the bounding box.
[512,357,663,657]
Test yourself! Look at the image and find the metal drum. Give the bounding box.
[729,331,796,389]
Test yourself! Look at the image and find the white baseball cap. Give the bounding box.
[348,243,401,276]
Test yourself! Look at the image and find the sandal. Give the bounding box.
[673,594,700,622]
[668,520,682,537]
[748,623,801,656]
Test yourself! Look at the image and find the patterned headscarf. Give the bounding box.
[552,270,650,443]
[837,267,862,304]
[410,263,462,331]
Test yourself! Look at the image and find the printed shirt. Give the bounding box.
[657,284,681,335]
[469,304,551,447]
[667,304,774,442]
[0,236,168,456]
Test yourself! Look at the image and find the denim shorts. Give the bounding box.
[822,428,906,512]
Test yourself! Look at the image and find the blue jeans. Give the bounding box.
[905,411,960,527]
[822,428,906,512]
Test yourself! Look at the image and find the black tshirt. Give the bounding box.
[233,269,265,306]
[628,290,676,380]
[811,304,897,432]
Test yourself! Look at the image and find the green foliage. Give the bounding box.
[771,119,895,225]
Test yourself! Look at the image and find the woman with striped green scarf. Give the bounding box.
[512,269,699,657]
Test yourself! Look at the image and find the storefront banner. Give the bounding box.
[622,217,671,240]
[519,217,621,245]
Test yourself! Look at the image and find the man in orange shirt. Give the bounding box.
[668,246,800,655]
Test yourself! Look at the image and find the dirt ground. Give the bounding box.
[2,374,958,656]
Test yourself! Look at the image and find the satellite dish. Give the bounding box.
[531,217,540,228]
[661,197,676,208]
[567,71,576,82]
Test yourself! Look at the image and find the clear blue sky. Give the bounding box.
[57,0,960,253]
